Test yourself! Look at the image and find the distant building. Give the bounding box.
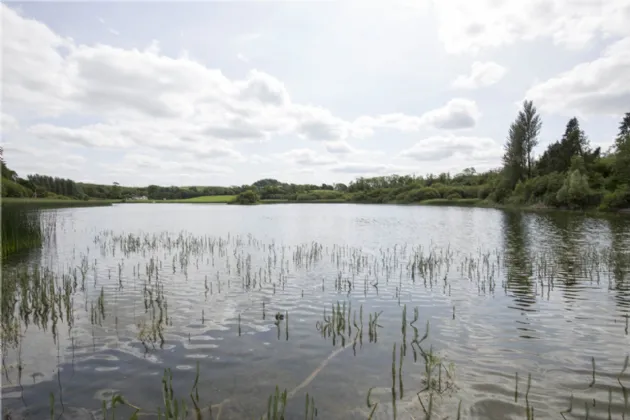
[131,195,148,200]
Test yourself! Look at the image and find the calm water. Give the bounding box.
[2,203,629,419]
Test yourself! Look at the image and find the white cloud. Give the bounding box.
[324,141,356,154]
[279,149,337,166]
[108,28,120,36]
[1,113,20,132]
[2,2,468,163]
[3,142,87,174]
[330,163,393,174]
[238,33,262,42]
[354,99,481,133]
[106,153,233,178]
[400,135,502,163]
[3,2,624,186]
[434,0,630,54]
[452,61,506,89]
[27,123,132,149]
[525,36,630,116]
[417,98,481,130]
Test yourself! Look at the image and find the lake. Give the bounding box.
[1,203,629,419]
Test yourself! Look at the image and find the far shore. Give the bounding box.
[4,196,629,216]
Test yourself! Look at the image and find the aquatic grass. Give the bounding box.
[3,230,630,419]
[264,386,288,420]
[1,205,44,258]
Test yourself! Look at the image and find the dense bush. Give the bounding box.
[600,186,630,210]
[2,178,32,197]
[401,187,440,203]
[556,170,591,209]
[233,189,260,205]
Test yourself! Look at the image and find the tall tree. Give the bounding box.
[502,118,526,189]
[615,112,630,148]
[502,101,542,188]
[520,100,542,178]
[537,117,590,175]
[618,112,630,137]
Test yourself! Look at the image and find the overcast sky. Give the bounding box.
[1,0,628,187]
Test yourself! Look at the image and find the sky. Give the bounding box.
[1,0,629,187]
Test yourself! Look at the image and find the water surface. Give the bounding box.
[2,203,629,419]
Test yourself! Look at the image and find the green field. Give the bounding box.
[167,195,236,203]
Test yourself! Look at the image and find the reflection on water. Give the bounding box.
[1,204,629,419]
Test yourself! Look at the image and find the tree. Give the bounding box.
[537,117,590,175]
[614,133,630,186]
[234,189,259,204]
[502,115,527,189]
[618,112,630,138]
[502,101,542,189]
[111,181,121,199]
[334,183,348,192]
[0,147,18,181]
[520,100,542,178]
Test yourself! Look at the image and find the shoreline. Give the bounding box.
[4,197,628,216]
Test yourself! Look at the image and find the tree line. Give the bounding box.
[2,108,630,210]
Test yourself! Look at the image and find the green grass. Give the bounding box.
[122,195,236,203]
[122,195,234,203]
[168,195,235,203]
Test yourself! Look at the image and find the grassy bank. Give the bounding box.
[124,195,236,204]
[2,198,116,208]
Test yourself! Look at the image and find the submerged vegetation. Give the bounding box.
[2,223,629,418]
[2,112,630,211]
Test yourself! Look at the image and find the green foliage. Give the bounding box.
[503,100,542,188]
[293,190,347,202]
[556,170,593,209]
[613,134,630,186]
[400,187,440,203]
[234,189,260,204]
[2,178,32,198]
[599,185,630,210]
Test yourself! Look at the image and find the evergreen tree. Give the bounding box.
[537,117,590,175]
[615,112,630,149]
